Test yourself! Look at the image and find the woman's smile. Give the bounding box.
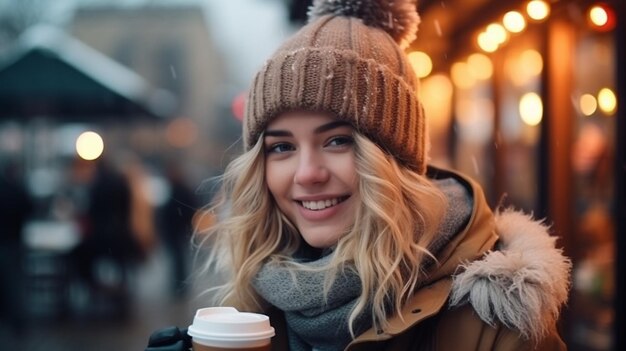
[298,195,349,210]
[264,111,359,248]
[296,194,352,222]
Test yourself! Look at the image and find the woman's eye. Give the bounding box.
[327,135,354,147]
[266,143,294,154]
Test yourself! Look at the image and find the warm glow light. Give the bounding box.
[527,0,550,21]
[503,11,526,33]
[588,4,616,31]
[451,62,476,89]
[520,49,543,76]
[597,88,617,115]
[467,53,493,80]
[76,131,104,160]
[519,92,543,126]
[421,74,453,133]
[486,23,507,44]
[408,51,433,78]
[477,31,499,53]
[580,94,598,116]
[589,6,608,26]
[505,50,543,87]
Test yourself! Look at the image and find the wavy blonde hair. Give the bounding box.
[195,132,446,335]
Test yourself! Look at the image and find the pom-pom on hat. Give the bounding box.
[244,0,426,173]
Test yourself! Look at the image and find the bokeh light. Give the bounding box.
[407,51,433,78]
[467,53,493,80]
[597,88,617,115]
[520,49,543,77]
[451,61,476,89]
[527,0,550,21]
[503,11,526,33]
[477,31,499,53]
[579,94,598,116]
[589,5,608,26]
[486,23,508,45]
[76,131,104,160]
[588,4,616,31]
[519,92,543,126]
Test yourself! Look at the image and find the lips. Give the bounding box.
[297,195,350,211]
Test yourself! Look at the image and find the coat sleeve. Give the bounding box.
[435,304,567,351]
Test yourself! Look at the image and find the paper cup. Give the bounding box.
[187,307,275,351]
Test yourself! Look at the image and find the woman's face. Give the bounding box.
[264,111,359,248]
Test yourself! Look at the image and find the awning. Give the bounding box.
[0,25,176,120]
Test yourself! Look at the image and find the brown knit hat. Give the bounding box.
[244,0,426,173]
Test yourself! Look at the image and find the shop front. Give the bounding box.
[411,0,624,349]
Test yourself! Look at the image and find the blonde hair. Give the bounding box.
[195,132,446,335]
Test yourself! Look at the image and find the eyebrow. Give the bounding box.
[264,120,351,137]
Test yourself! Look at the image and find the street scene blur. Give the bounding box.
[0,0,622,350]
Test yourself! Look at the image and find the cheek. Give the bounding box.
[335,155,358,186]
[265,162,290,201]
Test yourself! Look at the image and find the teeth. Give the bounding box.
[302,198,340,211]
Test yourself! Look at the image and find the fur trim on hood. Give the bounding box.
[449,209,572,342]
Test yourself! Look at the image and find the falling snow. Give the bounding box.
[170,65,177,79]
[434,19,442,37]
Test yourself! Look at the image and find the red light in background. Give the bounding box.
[588,3,616,32]
[231,92,246,122]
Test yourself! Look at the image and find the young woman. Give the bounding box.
[194,1,572,350]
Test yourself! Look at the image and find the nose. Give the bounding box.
[293,149,329,186]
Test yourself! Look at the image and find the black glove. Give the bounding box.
[145,326,192,351]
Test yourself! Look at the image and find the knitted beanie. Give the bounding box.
[244,0,426,173]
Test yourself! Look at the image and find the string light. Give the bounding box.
[526,0,550,21]
[503,11,526,33]
[588,3,616,32]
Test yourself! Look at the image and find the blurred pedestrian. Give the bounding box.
[0,159,33,333]
[70,157,141,317]
[159,161,197,298]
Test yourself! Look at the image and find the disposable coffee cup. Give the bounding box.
[187,307,275,351]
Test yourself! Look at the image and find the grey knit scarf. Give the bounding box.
[252,178,472,351]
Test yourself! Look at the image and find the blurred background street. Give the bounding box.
[0,248,205,351]
[0,0,624,350]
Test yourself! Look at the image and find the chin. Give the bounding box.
[301,236,333,249]
[299,228,344,249]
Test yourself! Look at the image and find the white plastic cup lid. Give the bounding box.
[187,307,275,348]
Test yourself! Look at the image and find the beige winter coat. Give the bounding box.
[268,168,571,351]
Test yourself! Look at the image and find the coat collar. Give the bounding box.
[449,209,572,342]
[349,169,571,347]
[349,168,498,347]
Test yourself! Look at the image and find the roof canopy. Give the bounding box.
[0,25,176,121]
